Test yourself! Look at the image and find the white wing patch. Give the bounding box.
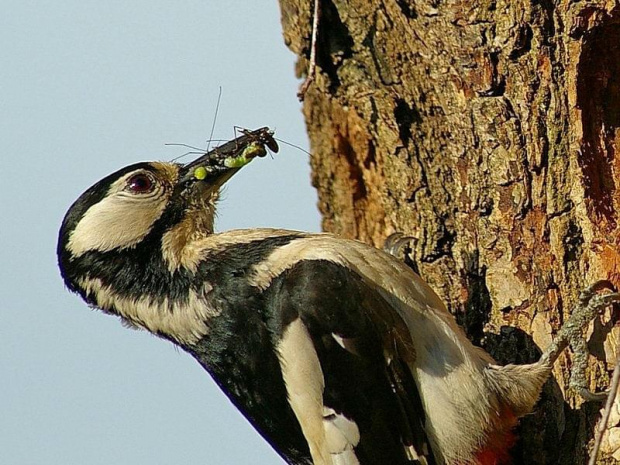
[277,319,361,465]
[323,407,360,456]
[331,450,360,465]
[331,333,347,350]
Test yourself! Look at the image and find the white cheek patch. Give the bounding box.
[68,181,168,257]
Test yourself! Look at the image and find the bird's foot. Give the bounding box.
[383,233,415,258]
[568,332,610,402]
[540,280,620,401]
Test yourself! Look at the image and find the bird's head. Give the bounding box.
[57,128,278,309]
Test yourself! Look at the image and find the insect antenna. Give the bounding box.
[166,140,228,163]
[274,137,311,156]
[168,151,205,162]
[206,86,223,153]
[166,142,208,152]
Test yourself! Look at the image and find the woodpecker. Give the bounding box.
[58,127,619,465]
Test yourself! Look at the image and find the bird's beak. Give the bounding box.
[179,127,278,195]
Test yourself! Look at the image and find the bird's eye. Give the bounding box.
[126,173,155,194]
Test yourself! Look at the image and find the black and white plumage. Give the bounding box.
[57,128,616,465]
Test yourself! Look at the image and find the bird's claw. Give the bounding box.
[384,233,415,258]
[541,280,620,401]
[569,333,610,401]
[578,280,617,304]
[577,387,610,402]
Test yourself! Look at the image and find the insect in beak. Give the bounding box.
[179,127,279,190]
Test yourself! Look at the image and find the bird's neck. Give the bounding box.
[160,205,215,273]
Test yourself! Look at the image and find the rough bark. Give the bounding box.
[279,0,620,463]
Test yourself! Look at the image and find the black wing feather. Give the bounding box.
[266,259,436,465]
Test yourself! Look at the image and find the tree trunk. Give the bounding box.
[278,0,620,463]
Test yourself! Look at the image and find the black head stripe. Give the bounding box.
[66,233,304,309]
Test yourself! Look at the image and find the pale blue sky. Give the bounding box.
[1,2,320,464]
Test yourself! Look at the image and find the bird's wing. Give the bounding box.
[265,258,436,465]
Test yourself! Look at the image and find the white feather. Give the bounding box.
[323,407,360,453]
[278,320,362,465]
